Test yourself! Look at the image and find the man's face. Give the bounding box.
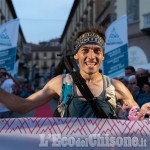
[125,69,135,76]
[74,44,104,75]
[136,69,147,77]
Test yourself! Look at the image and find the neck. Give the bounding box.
[80,71,102,82]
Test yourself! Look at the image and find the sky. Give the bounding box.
[12,0,74,44]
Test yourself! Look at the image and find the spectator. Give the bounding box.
[20,81,34,98]
[128,75,137,95]
[0,68,15,118]
[124,66,136,82]
[132,68,150,107]
[118,76,129,87]
[49,63,56,79]
[125,66,136,76]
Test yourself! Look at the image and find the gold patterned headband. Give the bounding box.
[74,32,105,53]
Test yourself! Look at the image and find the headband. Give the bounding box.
[74,32,105,53]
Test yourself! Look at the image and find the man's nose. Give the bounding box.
[87,49,95,58]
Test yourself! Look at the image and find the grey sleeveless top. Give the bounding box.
[63,75,117,118]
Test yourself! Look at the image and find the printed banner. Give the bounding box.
[103,15,128,77]
[0,117,150,150]
[0,19,19,75]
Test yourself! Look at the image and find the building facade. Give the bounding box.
[60,0,150,75]
[114,0,150,69]
[30,38,61,89]
[0,0,28,79]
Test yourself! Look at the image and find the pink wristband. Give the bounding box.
[128,106,140,121]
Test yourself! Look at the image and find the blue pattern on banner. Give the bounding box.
[109,69,124,78]
[106,27,123,45]
[103,44,128,77]
[0,47,16,72]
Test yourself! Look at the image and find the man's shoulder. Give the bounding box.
[51,74,64,81]
[103,75,124,88]
[103,75,113,86]
[46,74,64,88]
[103,75,111,79]
[42,74,64,96]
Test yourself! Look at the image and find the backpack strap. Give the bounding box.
[102,75,118,118]
[102,75,112,99]
[103,75,111,88]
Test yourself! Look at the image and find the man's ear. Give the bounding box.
[102,55,104,60]
[74,54,78,60]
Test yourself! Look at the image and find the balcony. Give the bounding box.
[141,13,150,34]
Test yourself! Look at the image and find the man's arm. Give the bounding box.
[111,79,139,107]
[0,75,63,114]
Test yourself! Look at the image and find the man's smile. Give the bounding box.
[85,62,97,67]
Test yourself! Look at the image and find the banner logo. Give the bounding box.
[103,15,128,77]
[0,28,12,46]
[0,19,19,74]
[39,134,147,148]
[106,27,123,45]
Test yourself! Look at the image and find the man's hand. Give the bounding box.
[118,101,132,118]
[138,102,150,120]
[122,101,132,111]
[128,106,140,121]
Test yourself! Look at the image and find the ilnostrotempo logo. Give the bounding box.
[0,28,12,46]
[106,27,123,45]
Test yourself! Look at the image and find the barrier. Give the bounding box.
[0,117,150,150]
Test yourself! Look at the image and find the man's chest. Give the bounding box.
[76,80,104,97]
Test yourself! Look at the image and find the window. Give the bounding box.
[51,52,55,60]
[127,0,139,23]
[35,52,39,60]
[42,61,48,70]
[43,52,47,59]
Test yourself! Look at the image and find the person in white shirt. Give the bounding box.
[0,68,15,118]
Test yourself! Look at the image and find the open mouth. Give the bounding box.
[85,62,97,67]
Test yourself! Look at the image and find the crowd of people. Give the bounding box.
[0,68,34,118]
[117,66,150,109]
